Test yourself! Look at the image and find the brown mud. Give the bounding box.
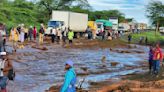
[5,38,152,92]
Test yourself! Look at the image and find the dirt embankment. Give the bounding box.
[96,67,164,92]
[65,38,128,49]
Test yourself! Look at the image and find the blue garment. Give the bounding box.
[0,76,8,89]
[153,60,160,74]
[149,50,153,61]
[60,68,76,92]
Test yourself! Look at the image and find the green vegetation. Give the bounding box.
[0,0,40,31]
[146,1,164,31]
[131,31,164,44]
[0,0,126,32]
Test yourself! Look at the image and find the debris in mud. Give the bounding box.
[32,45,48,51]
[46,86,89,92]
[45,86,60,92]
[132,50,144,54]
[101,56,106,63]
[78,67,89,76]
[80,67,89,72]
[97,79,164,92]
[101,56,106,67]
[110,48,144,54]
[128,45,137,49]
[110,62,120,67]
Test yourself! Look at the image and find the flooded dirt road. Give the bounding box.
[6,43,149,92]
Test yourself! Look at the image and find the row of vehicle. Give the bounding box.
[45,11,114,36]
[32,11,164,36]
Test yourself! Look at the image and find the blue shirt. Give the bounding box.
[60,68,76,92]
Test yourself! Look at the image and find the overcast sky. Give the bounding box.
[88,0,164,24]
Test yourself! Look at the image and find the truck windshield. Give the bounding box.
[48,21,59,27]
[97,24,102,28]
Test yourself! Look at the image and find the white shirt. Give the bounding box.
[52,29,57,35]
[57,30,61,37]
[0,59,5,76]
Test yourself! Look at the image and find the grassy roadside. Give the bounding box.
[121,31,164,45]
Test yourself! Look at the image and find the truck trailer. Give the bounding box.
[45,11,88,35]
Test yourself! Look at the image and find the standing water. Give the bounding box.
[7,45,148,92]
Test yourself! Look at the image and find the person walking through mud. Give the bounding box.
[62,27,68,45]
[0,24,6,52]
[39,24,45,44]
[24,26,28,41]
[17,25,21,42]
[20,24,25,49]
[148,46,154,73]
[50,27,56,43]
[33,26,37,41]
[60,60,76,92]
[0,31,3,52]
[0,52,13,92]
[57,28,61,44]
[9,28,19,52]
[28,26,33,41]
[68,30,74,44]
[145,37,148,45]
[128,34,132,44]
[153,43,163,76]
[0,27,6,52]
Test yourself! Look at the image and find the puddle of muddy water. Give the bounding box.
[7,44,149,92]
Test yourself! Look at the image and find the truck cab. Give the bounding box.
[96,22,104,35]
[45,20,64,35]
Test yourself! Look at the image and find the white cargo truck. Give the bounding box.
[45,11,88,35]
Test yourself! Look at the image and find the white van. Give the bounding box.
[159,27,164,33]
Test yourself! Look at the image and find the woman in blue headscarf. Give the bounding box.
[60,60,76,92]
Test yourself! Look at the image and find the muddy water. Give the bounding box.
[7,44,148,92]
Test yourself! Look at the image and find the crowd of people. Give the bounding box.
[128,34,148,45]
[0,23,75,53]
[1,22,164,92]
[148,43,163,76]
[49,27,74,45]
[85,26,123,41]
[0,23,76,92]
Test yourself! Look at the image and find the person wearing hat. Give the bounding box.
[0,52,12,92]
[60,60,76,92]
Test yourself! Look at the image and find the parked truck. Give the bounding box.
[45,11,88,36]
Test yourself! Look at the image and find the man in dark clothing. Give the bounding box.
[86,27,92,40]
[39,24,45,44]
[50,28,55,43]
[145,37,148,45]
[0,32,3,52]
[62,27,68,45]
[149,46,154,73]
[0,24,6,52]
[128,34,132,44]
[17,25,21,34]
[28,26,33,41]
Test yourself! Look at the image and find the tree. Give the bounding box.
[87,10,125,22]
[146,1,164,32]
[38,0,90,17]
